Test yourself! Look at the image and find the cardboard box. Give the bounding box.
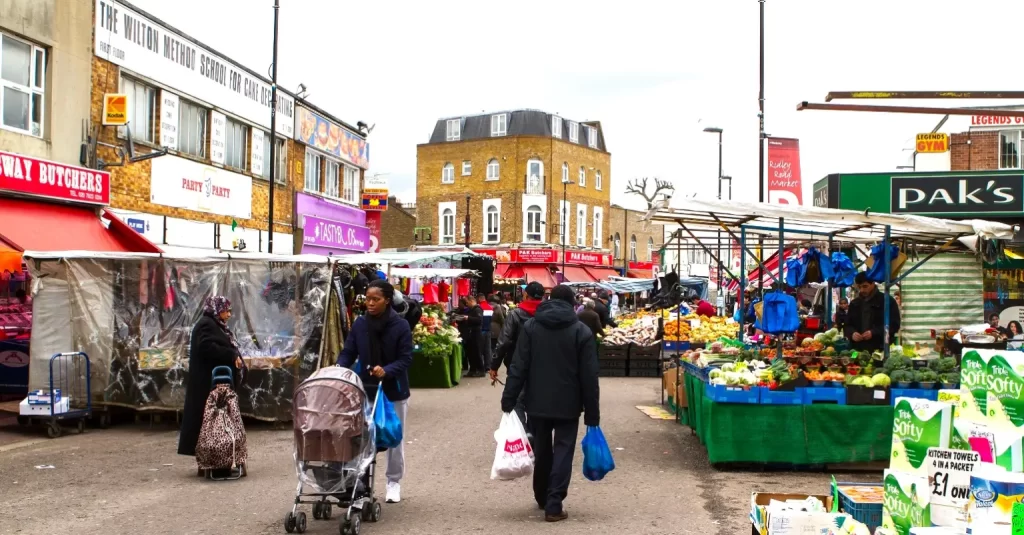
[750,492,834,535]
[19,397,70,416]
[677,381,688,408]
[663,367,678,399]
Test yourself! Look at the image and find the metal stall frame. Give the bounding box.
[645,198,1016,360]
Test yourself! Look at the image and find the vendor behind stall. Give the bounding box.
[688,295,716,317]
[844,272,901,352]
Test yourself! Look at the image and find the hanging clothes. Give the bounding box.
[422,282,439,304]
[456,278,471,298]
[438,281,451,303]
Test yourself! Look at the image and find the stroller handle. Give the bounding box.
[211,366,234,388]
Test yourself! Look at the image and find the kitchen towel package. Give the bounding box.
[966,464,1024,534]
[883,470,932,535]
[891,397,954,476]
[959,350,993,424]
[985,351,1024,430]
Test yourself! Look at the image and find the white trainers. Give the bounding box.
[385,481,401,503]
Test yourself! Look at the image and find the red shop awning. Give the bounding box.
[584,266,620,282]
[626,270,650,279]
[561,265,595,283]
[0,197,162,253]
[522,265,557,288]
[726,249,790,293]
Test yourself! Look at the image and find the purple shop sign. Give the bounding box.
[302,215,370,252]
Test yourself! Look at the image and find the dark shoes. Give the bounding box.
[467,370,487,378]
[545,511,568,522]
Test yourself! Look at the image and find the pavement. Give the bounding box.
[0,376,879,535]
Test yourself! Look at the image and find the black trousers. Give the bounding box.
[462,334,483,372]
[528,416,579,515]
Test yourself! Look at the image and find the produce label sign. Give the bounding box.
[926,447,979,528]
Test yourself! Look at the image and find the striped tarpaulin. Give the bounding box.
[899,253,983,345]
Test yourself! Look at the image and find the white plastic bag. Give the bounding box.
[490,411,534,480]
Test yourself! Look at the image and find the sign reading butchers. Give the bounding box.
[891,174,1024,215]
[95,0,294,137]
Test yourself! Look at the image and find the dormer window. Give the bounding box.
[587,126,598,148]
[552,116,562,139]
[446,119,460,141]
[568,121,578,143]
[491,113,507,136]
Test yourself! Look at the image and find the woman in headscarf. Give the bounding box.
[337,280,413,505]
[177,296,245,460]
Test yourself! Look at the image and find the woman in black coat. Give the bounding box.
[177,296,244,458]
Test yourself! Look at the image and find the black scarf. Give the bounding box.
[365,309,389,374]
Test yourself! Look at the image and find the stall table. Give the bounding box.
[682,371,892,466]
[408,345,462,389]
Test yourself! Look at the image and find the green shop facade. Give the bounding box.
[812,171,1024,340]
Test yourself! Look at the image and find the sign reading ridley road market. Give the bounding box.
[891,174,1024,215]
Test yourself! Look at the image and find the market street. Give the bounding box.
[0,376,868,534]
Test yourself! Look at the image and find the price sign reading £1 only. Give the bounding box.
[927,447,980,528]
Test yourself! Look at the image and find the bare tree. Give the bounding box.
[625,177,675,209]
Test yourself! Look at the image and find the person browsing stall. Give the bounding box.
[844,272,901,353]
[336,280,413,504]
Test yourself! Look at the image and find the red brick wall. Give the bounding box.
[950,131,999,171]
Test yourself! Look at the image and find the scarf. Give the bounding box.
[365,308,389,374]
[203,295,239,351]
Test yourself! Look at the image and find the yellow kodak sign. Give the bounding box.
[102,93,128,126]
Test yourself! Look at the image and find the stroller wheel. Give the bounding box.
[295,511,307,533]
[323,503,333,520]
[284,512,297,533]
[339,515,361,535]
[369,501,382,523]
[313,503,322,520]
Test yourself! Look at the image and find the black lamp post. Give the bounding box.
[266,0,280,253]
[704,126,724,312]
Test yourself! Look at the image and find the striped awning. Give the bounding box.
[900,253,982,345]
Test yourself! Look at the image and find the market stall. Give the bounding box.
[646,198,1016,467]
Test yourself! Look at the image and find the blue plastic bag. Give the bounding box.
[581,426,615,481]
[756,291,800,334]
[829,252,856,287]
[373,387,403,450]
[865,243,900,283]
[784,257,804,287]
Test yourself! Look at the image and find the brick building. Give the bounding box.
[379,196,416,250]
[948,112,1024,172]
[608,204,663,278]
[92,0,373,255]
[415,109,617,285]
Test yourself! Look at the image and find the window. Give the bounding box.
[1,34,44,137]
[441,209,455,244]
[342,165,359,204]
[224,118,246,169]
[304,150,321,192]
[648,237,655,261]
[486,159,499,181]
[578,166,586,187]
[442,162,455,184]
[121,77,156,143]
[630,235,637,261]
[261,135,287,184]
[568,121,578,143]
[525,205,543,243]
[559,200,569,245]
[587,125,598,148]
[576,204,586,247]
[323,160,340,198]
[446,119,460,141]
[1000,131,1021,169]
[491,113,507,136]
[462,160,472,176]
[178,99,207,157]
[595,170,602,190]
[592,207,603,249]
[561,162,569,184]
[484,199,501,243]
[526,159,544,194]
[552,116,562,138]
[614,233,621,259]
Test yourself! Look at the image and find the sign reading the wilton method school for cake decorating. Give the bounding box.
[926,447,980,528]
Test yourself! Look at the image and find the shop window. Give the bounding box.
[630,234,637,261]
[1000,130,1021,169]
[484,200,501,243]
[462,160,472,176]
[0,34,44,137]
[486,159,499,181]
[491,113,507,136]
[648,237,655,261]
[224,117,247,170]
[552,115,562,138]
[442,162,455,184]
[178,99,207,158]
[324,159,340,198]
[446,119,460,141]
[304,150,321,193]
[343,164,359,204]
[526,159,544,194]
[120,76,156,143]
[568,121,578,143]
[525,205,543,243]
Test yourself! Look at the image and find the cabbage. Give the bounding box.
[871,373,891,387]
[709,369,723,379]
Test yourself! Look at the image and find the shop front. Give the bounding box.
[476,248,616,288]
[564,251,618,282]
[295,192,371,256]
[0,149,161,399]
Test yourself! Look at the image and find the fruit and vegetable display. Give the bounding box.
[412,306,461,360]
[601,322,659,347]
[663,313,740,343]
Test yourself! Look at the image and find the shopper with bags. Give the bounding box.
[337,280,413,504]
[500,284,600,522]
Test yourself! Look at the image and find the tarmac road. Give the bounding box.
[0,376,875,535]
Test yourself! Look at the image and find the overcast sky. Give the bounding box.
[132,0,1024,210]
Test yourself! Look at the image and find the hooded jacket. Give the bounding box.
[337,308,414,401]
[490,299,540,371]
[501,299,600,426]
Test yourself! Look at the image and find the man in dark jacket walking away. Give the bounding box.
[501,285,600,522]
[577,298,604,338]
[490,282,545,377]
[844,272,901,353]
[488,295,506,355]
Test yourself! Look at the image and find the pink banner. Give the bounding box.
[767,138,803,205]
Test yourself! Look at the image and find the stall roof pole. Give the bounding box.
[826,237,834,329]
[712,215,782,286]
[797,101,1024,118]
[883,225,892,359]
[777,217,784,360]
[740,227,747,339]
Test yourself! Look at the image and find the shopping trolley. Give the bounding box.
[20,352,93,438]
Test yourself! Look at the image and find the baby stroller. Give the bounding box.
[196,366,247,481]
[286,366,380,535]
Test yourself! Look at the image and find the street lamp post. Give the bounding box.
[266,0,280,253]
[704,127,724,313]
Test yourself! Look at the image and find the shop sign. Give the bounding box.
[363,173,388,194]
[767,137,803,205]
[250,129,264,177]
[302,214,370,252]
[915,133,949,153]
[507,249,558,263]
[0,150,110,205]
[566,251,613,266]
[812,181,829,208]
[891,174,1024,214]
[295,106,370,169]
[361,193,388,211]
[94,0,295,137]
[102,93,128,125]
[364,212,381,253]
[629,261,655,271]
[209,112,227,165]
[150,154,252,219]
[971,115,1024,127]
[159,91,179,149]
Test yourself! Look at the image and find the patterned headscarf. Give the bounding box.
[203,295,239,350]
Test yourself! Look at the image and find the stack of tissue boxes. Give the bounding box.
[19,389,69,416]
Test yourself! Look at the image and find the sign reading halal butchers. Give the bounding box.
[0,150,110,205]
[891,174,1024,214]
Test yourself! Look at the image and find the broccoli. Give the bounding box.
[915,370,939,383]
[890,369,915,383]
[883,355,913,373]
[940,372,960,384]
[937,357,958,373]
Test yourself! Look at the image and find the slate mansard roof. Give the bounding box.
[427,109,606,152]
